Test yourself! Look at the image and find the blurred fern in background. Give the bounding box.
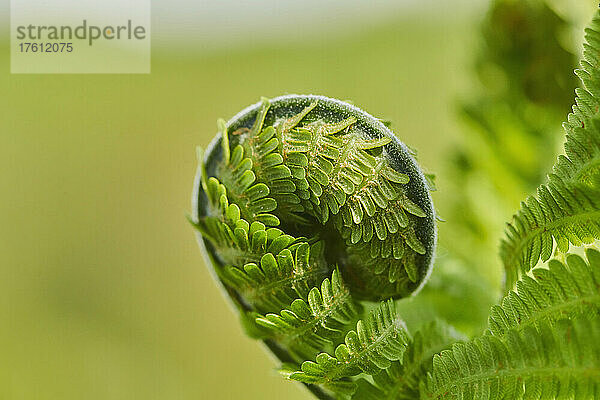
[398,0,580,336]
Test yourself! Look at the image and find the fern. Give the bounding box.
[192,94,435,399]
[489,249,600,338]
[282,300,410,396]
[501,13,600,289]
[253,268,361,361]
[426,316,600,399]
[218,242,330,314]
[276,99,431,299]
[352,321,464,400]
[195,96,436,301]
[357,250,600,400]
[424,248,600,400]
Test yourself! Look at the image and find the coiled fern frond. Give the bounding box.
[193,96,436,303]
[191,95,436,398]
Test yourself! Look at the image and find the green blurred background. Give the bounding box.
[1,1,596,399]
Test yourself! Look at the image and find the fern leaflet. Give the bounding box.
[489,248,600,338]
[253,268,361,361]
[426,316,600,399]
[500,12,600,290]
[352,320,464,400]
[282,300,410,396]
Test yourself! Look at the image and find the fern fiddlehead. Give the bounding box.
[191,95,436,397]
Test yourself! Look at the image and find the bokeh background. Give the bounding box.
[1,1,597,399]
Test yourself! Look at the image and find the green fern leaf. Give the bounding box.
[352,320,464,400]
[217,241,330,314]
[283,300,410,396]
[253,268,361,361]
[500,11,600,289]
[215,98,307,227]
[193,175,330,313]
[275,100,431,299]
[489,248,600,338]
[426,316,600,400]
[193,183,302,267]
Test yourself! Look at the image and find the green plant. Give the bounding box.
[190,4,600,400]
